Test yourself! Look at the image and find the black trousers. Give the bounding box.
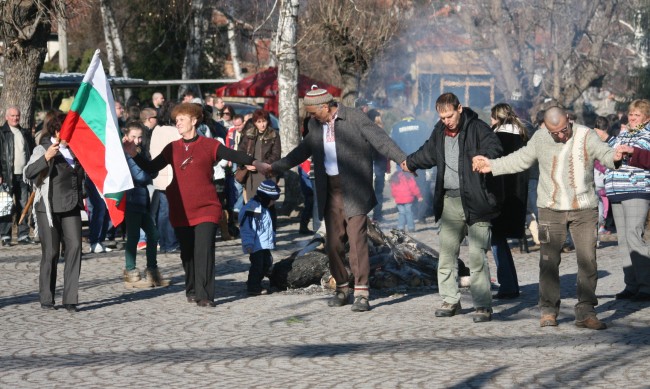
[175,223,217,302]
[37,209,82,305]
[248,249,272,293]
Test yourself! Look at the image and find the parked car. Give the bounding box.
[224,102,280,130]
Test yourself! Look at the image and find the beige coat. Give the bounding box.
[149,125,181,190]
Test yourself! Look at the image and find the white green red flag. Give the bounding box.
[59,49,133,226]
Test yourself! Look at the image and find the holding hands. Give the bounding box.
[472,155,492,173]
[615,145,634,161]
[253,160,273,176]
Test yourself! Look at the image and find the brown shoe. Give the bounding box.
[145,268,170,287]
[196,299,216,307]
[124,268,153,289]
[575,316,607,330]
[540,314,558,327]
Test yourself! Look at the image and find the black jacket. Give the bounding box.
[0,122,35,190]
[491,131,528,238]
[406,107,503,225]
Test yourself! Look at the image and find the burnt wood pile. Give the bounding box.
[270,221,469,291]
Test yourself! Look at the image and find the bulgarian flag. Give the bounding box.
[59,49,133,226]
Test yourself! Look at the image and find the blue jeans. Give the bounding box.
[490,233,520,295]
[86,177,109,245]
[152,190,178,251]
[372,166,386,221]
[396,203,415,231]
[233,180,244,213]
[298,167,313,230]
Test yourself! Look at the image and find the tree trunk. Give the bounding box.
[99,0,117,76]
[276,0,302,214]
[57,11,68,72]
[0,0,53,130]
[105,2,130,99]
[181,0,208,98]
[223,8,242,80]
[338,66,361,107]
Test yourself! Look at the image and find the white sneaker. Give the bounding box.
[91,243,112,253]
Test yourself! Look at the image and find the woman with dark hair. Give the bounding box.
[124,103,263,307]
[219,105,236,128]
[24,112,85,312]
[237,109,282,228]
[489,103,528,299]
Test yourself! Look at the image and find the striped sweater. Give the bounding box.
[490,124,616,211]
[604,123,650,202]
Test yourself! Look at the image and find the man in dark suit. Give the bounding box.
[259,89,407,312]
[0,106,35,246]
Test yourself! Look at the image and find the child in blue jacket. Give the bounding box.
[239,180,280,296]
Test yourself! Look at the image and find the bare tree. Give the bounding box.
[276,0,301,212]
[299,0,408,105]
[99,0,117,76]
[180,0,209,97]
[217,5,243,80]
[0,0,57,129]
[99,0,131,99]
[456,0,641,116]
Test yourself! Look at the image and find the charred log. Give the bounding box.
[270,251,330,290]
[271,221,469,290]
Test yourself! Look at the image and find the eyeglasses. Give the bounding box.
[222,111,232,116]
[548,123,571,137]
[180,155,193,170]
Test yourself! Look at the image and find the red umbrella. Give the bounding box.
[216,67,341,116]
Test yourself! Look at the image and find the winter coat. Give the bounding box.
[126,154,153,213]
[23,137,85,231]
[604,123,650,202]
[405,107,503,225]
[237,122,281,193]
[272,104,407,219]
[390,171,422,204]
[0,122,34,190]
[490,124,528,238]
[239,197,275,254]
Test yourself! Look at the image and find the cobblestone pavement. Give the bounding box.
[1,200,650,388]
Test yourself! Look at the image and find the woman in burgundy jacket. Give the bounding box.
[124,103,263,308]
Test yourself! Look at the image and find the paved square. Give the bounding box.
[1,206,649,388]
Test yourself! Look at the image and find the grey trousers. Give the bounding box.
[437,196,492,308]
[37,209,82,305]
[612,199,650,294]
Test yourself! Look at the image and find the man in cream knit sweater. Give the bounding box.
[473,106,624,330]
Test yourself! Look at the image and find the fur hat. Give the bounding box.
[304,86,333,106]
[257,179,281,200]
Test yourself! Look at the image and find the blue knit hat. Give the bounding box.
[257,180,281,200]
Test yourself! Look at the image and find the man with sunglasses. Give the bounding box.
[473,106,624,330]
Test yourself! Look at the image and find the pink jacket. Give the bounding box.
[390,171,422,204]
